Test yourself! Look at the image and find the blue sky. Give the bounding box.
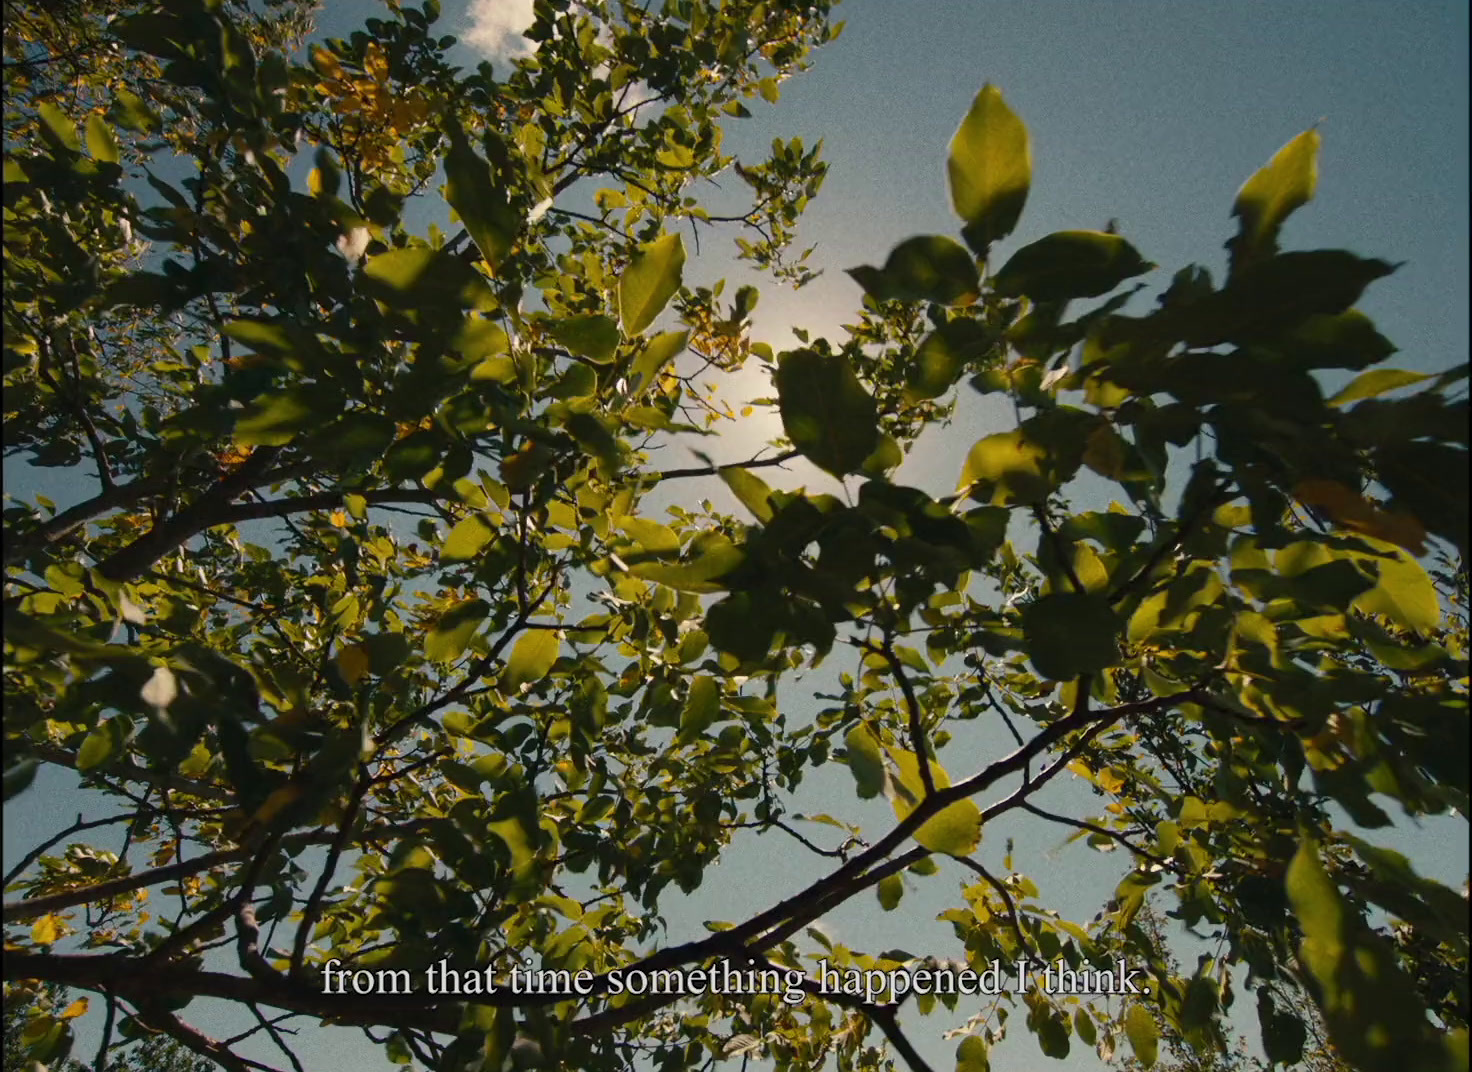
[5,1,1468,1070]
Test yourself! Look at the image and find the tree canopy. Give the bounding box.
[3,1,1467,1071]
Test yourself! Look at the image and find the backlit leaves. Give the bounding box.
[886,748,982,857]
[948,84,1031,254]
[776,349,879,476]
[442,514,496,562]
[1288,837,1461,1072]
[845,724,886,799]
[1124,1005,1159,1068]
[444,120,518,269]
[848,235,980,306]
[425,599,489,663]
[504,630,560,691]
[959,430,1050,505]
[619,234,686,336]
[1230,128,1319,272]
[3,18,1466,1072]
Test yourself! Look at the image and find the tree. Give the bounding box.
[3,1,1467,1071]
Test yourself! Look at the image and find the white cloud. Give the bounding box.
[464,0,538,60]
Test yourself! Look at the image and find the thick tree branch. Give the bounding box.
[3,476,164,566]
[95,447,284,582]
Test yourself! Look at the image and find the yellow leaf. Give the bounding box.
[60,997,89,1020]
[310,46,343,80]
[31,914,63,944]
[336,643,371,686]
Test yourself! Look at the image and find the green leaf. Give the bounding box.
[109,89,161,134]
[222,318,297,357]
[955,1035,990,1072]
[551,362,598,400]
[1190,251,1396,346]
[425,599,489,664]
[36,101,81,153]
[78,717,127,771]
[452,316,510,359]
[1351,542,1439,632]
[618,517,681,554]
[906,320,994,401]
[958,430,1049,505]
[776,349,879,477]
[1287,836,1456,1072]
[1373,442,1468,554]
[705,592,778,662]
[1282,310,1397,371]
[862,432,903,476]
[1124,1005,1158,1068]
[1258,991,1307,1066]
[1021,592,1121,680]
[444,121,518,268]
[848,235,980,306]
[627,538,744,592]
[441,514,495,563]
[619,234,686,336]
[505,630,560,691]
[551,314,621,364]
[1328,368,1431,406]
[845,725,886,799]
[1074,1009,1097,1048]
[993,230,1153,302]
[234,388,325,446]
[629,330,689,393]
[565,412,622,477]
[720,468,775,522]
[1230,128,1319,270]
[877,873,904,911]
[84,115,120,164]
[360,248,496,311]
[487,817,535,885]
[888,749,983,856]
[948,84,1031,254]
[677,675,720,743]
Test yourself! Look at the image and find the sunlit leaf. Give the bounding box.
[551,314,621,364]
[335,644,371,686]
[888,748,982,856]
[425,599,489,663]
[444,120,518,268]
[442,514,496,563]
[1124,1005,1158,1068]
[1230,128,1319,270]
[505,630,560,691]
[676,675,720,743]
[619,234,685,336]
[948,84,1031,254]
[845,724,886,799]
